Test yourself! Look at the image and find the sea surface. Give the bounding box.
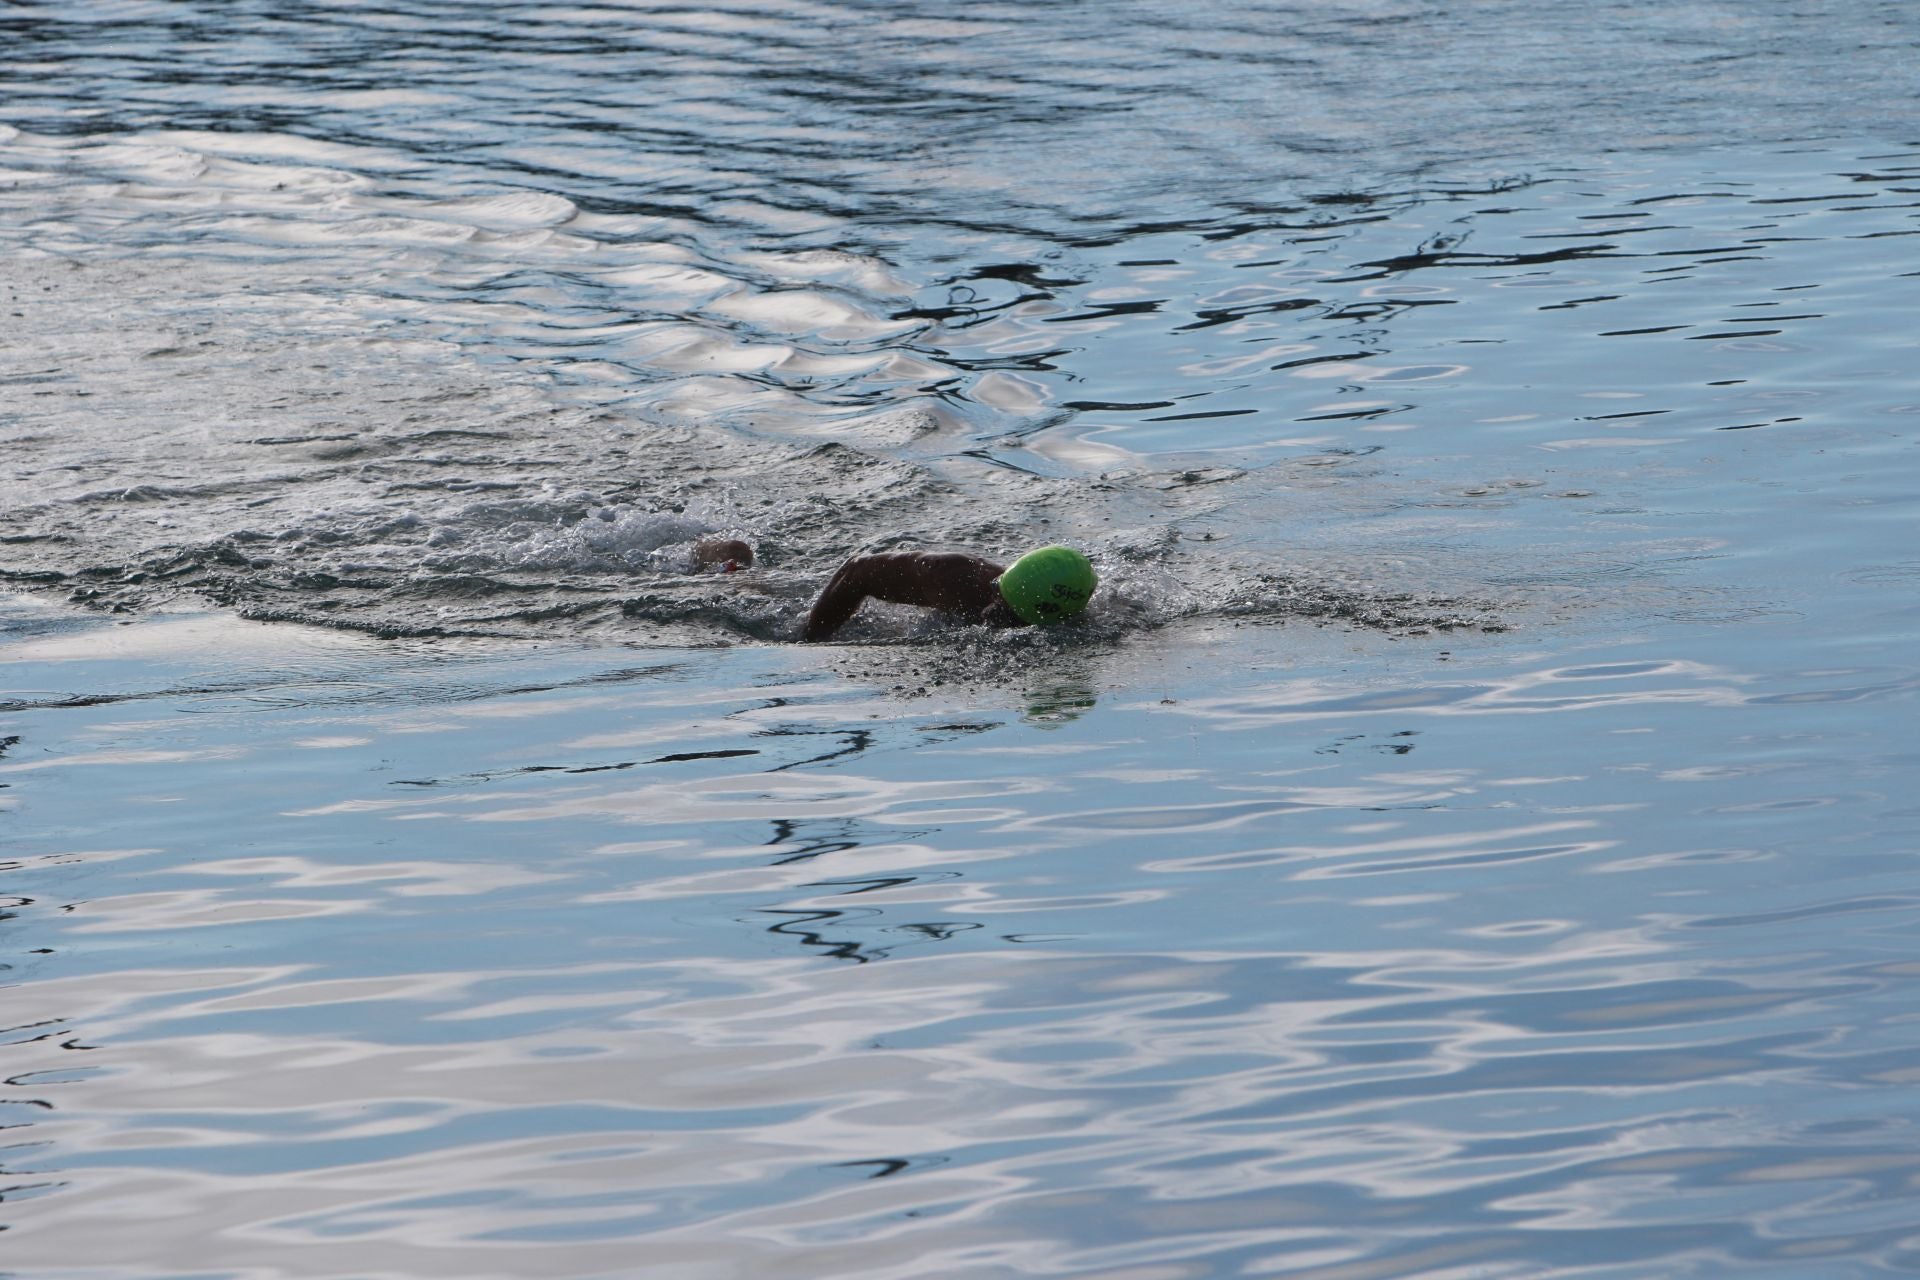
[5,2,1920,1277]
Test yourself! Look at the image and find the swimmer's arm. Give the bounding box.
[802,552,1007,641]
[801,557,871,641]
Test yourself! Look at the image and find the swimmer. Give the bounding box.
[802,545,1097,641]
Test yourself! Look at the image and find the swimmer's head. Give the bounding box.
[691,538,754,573]
[997,545,1097,626]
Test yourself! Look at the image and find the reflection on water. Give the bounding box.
[8,595,1920,1276]
[4,0,1920,1276]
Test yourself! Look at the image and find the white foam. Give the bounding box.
[404,493,751,576]
[602,261,734,296]
[736,247,915,297]
[705,286,909,341]
[435,191,580,230]
[132,128,330,162]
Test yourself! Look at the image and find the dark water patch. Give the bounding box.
[1686,896,1920,931]
[391,747,763,790]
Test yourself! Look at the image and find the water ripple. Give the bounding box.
[6,2,1920,1276]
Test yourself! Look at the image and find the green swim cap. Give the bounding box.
[997,546,1097,626]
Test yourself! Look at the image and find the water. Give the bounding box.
[5,2,1920,1276]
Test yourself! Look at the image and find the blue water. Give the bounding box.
[5,2,1920,1277]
